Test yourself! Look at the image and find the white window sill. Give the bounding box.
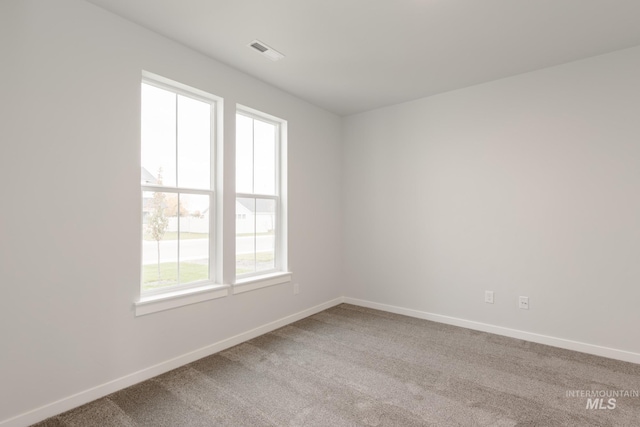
[135,283,230,316]
[233,272,292,294]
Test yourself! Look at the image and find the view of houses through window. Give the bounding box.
[141,80,214,294]
[141,75,285,295]
[236,112,281,277]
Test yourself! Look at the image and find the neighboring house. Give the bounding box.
[142,165,272,236]
[141,167,158,186]
[236,198,275,235]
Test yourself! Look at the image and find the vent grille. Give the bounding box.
[250,42,268,53]
[247,39,285,62]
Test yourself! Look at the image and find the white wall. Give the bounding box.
[0,0,342,423]
[343,46,640,356]
[3,0,640,423]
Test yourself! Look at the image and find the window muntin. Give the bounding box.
[141,79,216,295]
[235,110,284,278]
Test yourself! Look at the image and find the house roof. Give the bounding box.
[141,167,158,185]
[237,197,275,214]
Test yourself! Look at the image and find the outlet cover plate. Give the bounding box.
[485,291,494,304]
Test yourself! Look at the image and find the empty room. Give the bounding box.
[2,0,640,426]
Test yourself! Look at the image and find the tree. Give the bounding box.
[147,168,169,280]
[164,193,189,217]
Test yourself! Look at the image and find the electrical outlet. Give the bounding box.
[519,296,529,310]
[485,291,494,304]
[293,283,300,295]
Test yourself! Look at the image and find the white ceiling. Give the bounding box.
[85,0,640,116]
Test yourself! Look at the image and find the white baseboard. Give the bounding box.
[344,297,640,365]
[1,297,345,427]
[7,296,638,427]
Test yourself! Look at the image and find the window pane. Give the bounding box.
[177,95,211,189]
[255,198,276,272]
[178,193,210,284]
[141,84,176,186]
[236,197,256,275]
[142,191,178,290]
[236,114,253,193]
[253,120,276,195]
[141,78,217,295]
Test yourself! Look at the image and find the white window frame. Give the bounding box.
[234,105,290,292]
[136,72,228,315]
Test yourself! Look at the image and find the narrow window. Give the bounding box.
[141,78,217,295]
[235,109,286,279]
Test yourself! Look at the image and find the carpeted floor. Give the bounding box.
[33,304,640,426]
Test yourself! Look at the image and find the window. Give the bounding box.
[235,108,287,281]
[140,77,217,297]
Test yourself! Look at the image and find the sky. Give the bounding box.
[141,82,277,217]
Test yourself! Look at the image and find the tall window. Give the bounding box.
[140,78,216,295]
[236,109,286,279]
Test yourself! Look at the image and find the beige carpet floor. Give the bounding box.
[33,304,640,426]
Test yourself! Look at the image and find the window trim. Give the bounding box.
[234,105,289,284]
[139,72,222,303]
[135,73,293,314]
[233,271,292,294]
[135,284,230,317]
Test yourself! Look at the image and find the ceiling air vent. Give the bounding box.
[247,40,285,62]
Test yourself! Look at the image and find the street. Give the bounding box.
[142,235,275,264]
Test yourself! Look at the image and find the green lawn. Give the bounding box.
[236,252,275,275]
[142,262,208,291]
[143,251,275,289]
